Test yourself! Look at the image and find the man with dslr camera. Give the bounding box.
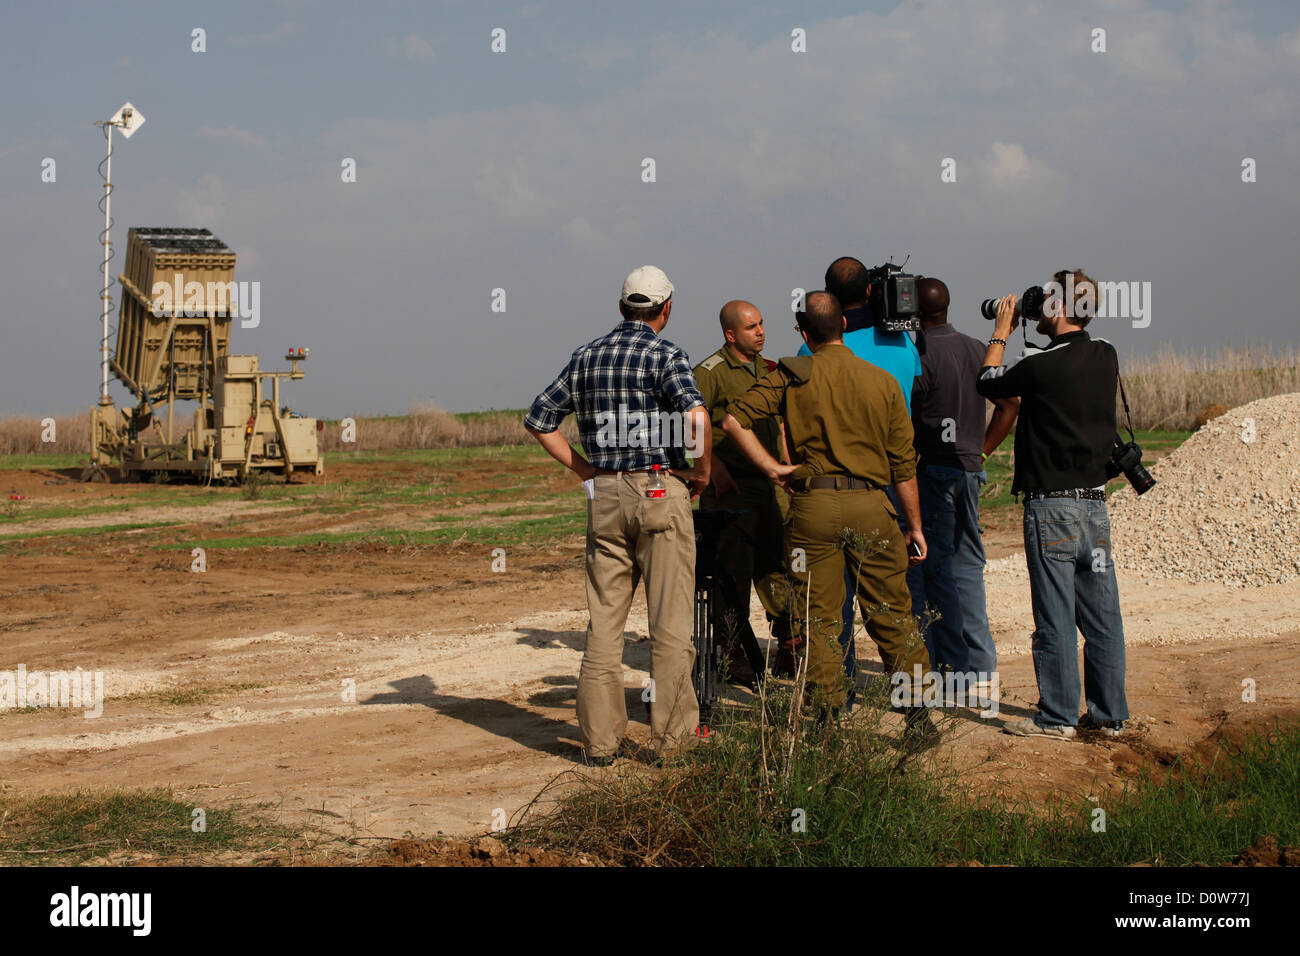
[976,269,1130,741]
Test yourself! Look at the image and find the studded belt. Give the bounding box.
[1025,488,1106,501]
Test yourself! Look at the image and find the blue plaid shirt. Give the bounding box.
[525,319,705,470]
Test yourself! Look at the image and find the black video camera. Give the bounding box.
[1106,437,1156,495]
[867,261,921,333]
[981,285,1048,323]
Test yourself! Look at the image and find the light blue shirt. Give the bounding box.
[798,326,922,414]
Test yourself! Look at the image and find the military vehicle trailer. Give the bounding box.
[85,227,323,482]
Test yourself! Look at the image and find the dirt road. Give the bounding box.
[2,462,1298,841]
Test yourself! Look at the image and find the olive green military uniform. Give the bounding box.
[694,347,797,663]
[728,343,931,709]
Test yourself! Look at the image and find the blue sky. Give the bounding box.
[3,0,1298,417]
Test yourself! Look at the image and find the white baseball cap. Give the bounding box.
[621,265,674,307]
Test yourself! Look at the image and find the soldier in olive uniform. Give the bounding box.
[694,301,799,686]
[722,291,940,746]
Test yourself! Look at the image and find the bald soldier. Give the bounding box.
[722,291,940,746]
[693,301,798,685]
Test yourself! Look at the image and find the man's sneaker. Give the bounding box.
[1002,716,1076,741]
[583,753,616,767]
[1079,716,1126,738]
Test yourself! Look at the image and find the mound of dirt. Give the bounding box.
[1234,834,1300,867]
[1110,393,1300,588]
[385,836,597,867]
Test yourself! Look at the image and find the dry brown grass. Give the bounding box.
[3,344,1293,457]
[0,413,91,455]
[1123,343,1300,430]
[0,404,575,457]
[316,403,578,452]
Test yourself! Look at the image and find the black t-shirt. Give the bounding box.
[912,324,987,471]
[975,330,1119,495]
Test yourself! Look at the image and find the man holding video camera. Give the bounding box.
[976,269,1131,740]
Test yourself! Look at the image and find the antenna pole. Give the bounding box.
[99,121,114,405]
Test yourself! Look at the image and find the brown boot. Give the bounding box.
[772,636,803,679]
[724,640,758,689]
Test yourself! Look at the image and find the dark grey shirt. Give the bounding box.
[911,323,987,472]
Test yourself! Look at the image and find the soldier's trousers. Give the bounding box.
[580,472,699,758]
[701,477,796,653]
[788,486,931,710]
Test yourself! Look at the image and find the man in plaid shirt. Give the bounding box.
[525,266,711,765]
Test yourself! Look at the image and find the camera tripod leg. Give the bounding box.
[694,583,717,725]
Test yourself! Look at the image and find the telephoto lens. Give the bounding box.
[982,285,1048,321]
[1124,458,1157,495]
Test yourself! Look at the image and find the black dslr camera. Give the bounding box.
[981,285,1048,323]
[1106,437,1157,495]
[867,261,921,333]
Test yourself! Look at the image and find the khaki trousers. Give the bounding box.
[788,487,931,710]
[580,472,699,757]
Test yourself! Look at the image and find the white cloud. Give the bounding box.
[473,157,554,224]
[7,0,1299,418]
[386,34,435,62]
[986,142,1033,187]
[197,126,266,149]
[173,173,227,227]
[561,217,610,253]
[231,22,296,47]
[1284,27,1300,57]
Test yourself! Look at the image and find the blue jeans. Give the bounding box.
[905,465,997,674]
[1023,497,1130,728]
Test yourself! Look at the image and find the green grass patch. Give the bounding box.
[0,453,85,471]
[164,510,586,551]
[979,428,1191,510]
[514,679,1299,866]
[325,444,547,466]
[0,491,224,524]
[0,520,180,545]
[0,787,301,866]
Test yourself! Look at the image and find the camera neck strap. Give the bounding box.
[1116,361,1137,443]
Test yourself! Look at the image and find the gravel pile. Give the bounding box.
[1110,393,1300,588]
